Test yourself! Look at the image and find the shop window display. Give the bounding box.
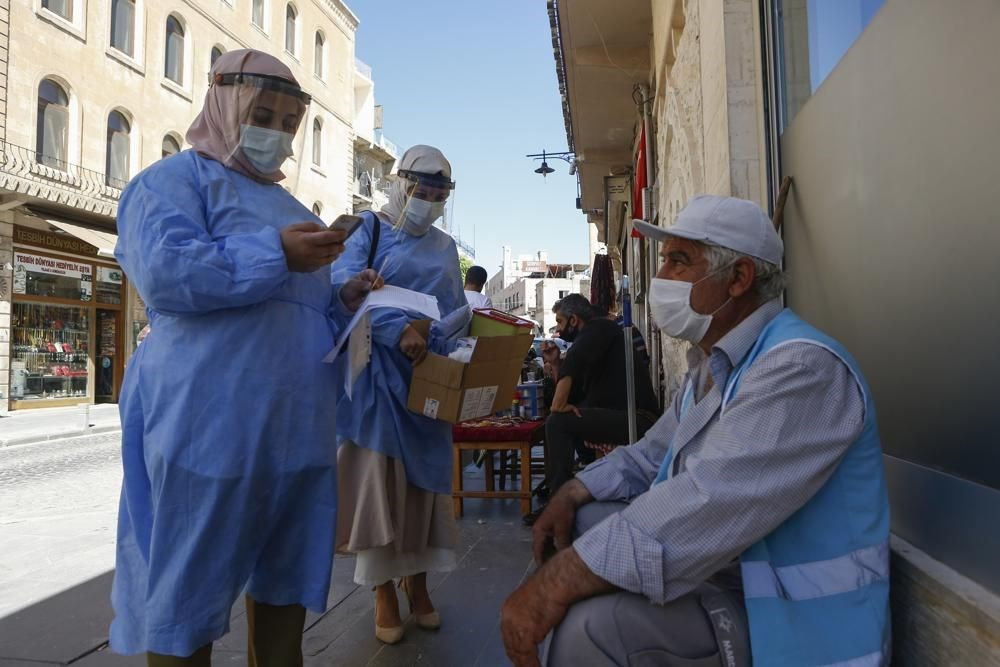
[13,250,92,300]
[96,266,124,304]
[9,304,90,401]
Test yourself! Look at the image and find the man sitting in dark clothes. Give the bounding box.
[525,294,660,525]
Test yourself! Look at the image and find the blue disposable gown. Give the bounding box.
[110,151,341,656]
[330,213,466,494]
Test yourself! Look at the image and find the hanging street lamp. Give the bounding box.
[526,150,574,180]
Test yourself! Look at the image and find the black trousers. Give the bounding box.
[544,408,655,494]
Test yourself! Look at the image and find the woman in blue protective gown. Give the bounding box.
[331,145,467,644]
[110,50,379,664]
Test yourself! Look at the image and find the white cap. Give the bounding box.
[633,195,783,265]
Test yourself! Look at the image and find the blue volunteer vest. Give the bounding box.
[656,309,891,666]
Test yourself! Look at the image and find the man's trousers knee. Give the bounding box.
[541,501,751,667]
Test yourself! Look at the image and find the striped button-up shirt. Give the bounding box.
[573,299,865,604]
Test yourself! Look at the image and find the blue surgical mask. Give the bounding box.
[239,124,294,173]
[401,197,446,236]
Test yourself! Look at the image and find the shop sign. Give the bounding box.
[98,266,123,284]
[13,226,99,256]
[12,264,26,294]
[14,252,93,279]
[605,175,631,202]
[13,251,93,300]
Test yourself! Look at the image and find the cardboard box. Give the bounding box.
[407,329,533,423]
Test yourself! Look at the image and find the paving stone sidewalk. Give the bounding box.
[0,404,121,447]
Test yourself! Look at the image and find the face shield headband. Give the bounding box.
[211,72,312,106]
[397,169,455,192]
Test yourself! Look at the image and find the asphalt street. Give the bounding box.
[0,432,123,619]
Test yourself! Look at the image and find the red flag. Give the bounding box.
[631,124,646,237]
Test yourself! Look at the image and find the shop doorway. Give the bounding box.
[95,309,120,403]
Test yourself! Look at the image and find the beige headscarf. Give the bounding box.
[186,49,305,183]
[380,145,453,223]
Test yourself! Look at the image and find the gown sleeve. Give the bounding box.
[329,214,411,349]
[114,160,289,316]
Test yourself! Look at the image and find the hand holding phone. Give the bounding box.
[280,222,346,272]
[329,214,365,240]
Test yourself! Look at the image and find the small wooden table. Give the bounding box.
[452,419,545,518]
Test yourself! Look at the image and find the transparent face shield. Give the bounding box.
[371,169,456,281]
[212,72,311,192]
[390,169,456,233]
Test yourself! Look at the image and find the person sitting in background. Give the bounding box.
[524,294,659,525]
[539,338,567,379]
[463,265,493,309]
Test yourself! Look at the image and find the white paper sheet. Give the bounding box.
[323,285,441,363]
[344,311,371,399]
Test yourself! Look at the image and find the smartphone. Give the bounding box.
[329,214,365,239]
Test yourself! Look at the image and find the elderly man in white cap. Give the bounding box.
[501,195,891,667]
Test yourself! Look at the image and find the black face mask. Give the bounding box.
[560,319,580,343]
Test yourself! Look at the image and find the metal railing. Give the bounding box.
[374,175,392,195]
[0,139,123,201]
[455,237,475,258]
[354,172,393,200]
[354,172,373,198]
[374,130,398,158]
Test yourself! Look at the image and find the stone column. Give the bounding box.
[0,0,9,143]
[0,213,13,407]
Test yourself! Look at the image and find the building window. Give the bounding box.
[311,202,323,216]
[41,0,72,21]
[252,0,265,29]
[774,0,885,128]
[106,110,131,188]
[211,46,224,68]
[285,4,297,55]
[162,134,181,158]
[312,118,322,166]
[314,31,325,79]
[36,79,69,170]
[558,290,569,299]
[164,15,185,84]
[110,0,135,56]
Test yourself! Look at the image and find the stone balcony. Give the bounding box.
[0,141,122,220]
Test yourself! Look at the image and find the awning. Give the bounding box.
[47,219,118,258]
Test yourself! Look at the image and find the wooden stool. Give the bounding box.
[453,440,532,518]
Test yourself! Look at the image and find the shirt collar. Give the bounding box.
[684,298,784,391]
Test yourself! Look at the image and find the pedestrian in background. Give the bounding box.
[463,265,493,309]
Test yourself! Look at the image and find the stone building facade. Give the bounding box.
[548,0,767,400]
[0,0,361,409]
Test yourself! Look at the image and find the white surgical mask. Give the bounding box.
[239,124,294,173]
[401,197,446,236]
[648,267,733,343]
